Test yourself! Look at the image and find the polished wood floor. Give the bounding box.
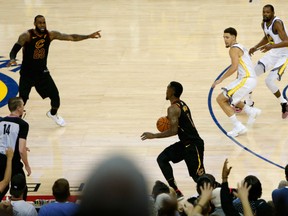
[0,0,287,201]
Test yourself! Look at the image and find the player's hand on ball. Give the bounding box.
[141,132,155,140]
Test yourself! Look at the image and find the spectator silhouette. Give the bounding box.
[272,164,288,216]
[75,155,150,216]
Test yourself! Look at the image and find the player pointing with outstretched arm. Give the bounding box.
[7,15,101,126]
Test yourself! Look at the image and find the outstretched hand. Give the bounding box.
[233,181,251,200]
[222,159,232,182]
[90,30,101,39]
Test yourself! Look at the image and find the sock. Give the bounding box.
[229,114,240,127]
[279,95,287,104]
[243,104,253,115]
[167,178,178,191]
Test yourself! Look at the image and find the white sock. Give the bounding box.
[229,114,240,127]
[243,104,253,115]
[279,95,287,104]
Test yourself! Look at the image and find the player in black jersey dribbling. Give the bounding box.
[141,81,205,200]
[7,15,101,126]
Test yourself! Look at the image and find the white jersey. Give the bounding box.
[0,117,28,156]
[231,43,256,79]
[0,121,19,155]
[263,17,288,56]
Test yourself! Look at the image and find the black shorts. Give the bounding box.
[19,72,59,100]
[162,140,205,180]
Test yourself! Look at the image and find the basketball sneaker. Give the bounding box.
[247,107,261,126]
[281,103,288,119]
[227,123,247,137]
[46,111,66,126]
[175,189,184,201]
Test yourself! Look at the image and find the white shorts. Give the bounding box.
[222,77,257,106]
[258,52,288,80]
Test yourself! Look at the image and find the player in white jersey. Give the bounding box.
[212,27,261,137]
[249,4,288,119]
[0,97,31,201]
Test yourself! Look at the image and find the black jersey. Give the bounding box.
[20,29,51,77]
[0,116,29,169]
[174,100,203,143]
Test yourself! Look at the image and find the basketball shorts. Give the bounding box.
[19,72,59,100]
[257,52,288,80]
[222,77,257,106]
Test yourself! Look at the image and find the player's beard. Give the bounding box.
[263,16,270,22]
[35,26,45,34]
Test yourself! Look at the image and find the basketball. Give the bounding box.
[156,116,170,132]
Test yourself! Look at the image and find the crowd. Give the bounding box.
[0,156,287,216]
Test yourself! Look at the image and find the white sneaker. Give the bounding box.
[227,123,247,137]
[46,111,66,126]
[247,108,261,126]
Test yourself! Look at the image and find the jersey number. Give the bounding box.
[3,124,11,135]
[33,48,46,59]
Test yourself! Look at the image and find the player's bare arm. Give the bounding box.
[141,105,180,140]
[212,48,239,88]
[50,30,101,41]
[271,20,288,48]
[7,31,30,67]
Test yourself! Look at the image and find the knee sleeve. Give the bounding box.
[265,72,279,94]
[255,62,265,77]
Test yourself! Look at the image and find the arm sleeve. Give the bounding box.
[9,43,22,60]
[220,182,240,216]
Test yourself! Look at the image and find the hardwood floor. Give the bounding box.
[0,0,287,201]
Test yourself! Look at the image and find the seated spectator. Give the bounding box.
[10,174,37,216]
[233,175,263,213]
[75,155,150,216]
[221,159,273,216]
[152,180,170,199]
[155,193,178,216]
[272,164,288,216]
[277,180,288,189]
[210,187,225,216]
[38,178,78,216]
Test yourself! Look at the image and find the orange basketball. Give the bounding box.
[156,116,170,132]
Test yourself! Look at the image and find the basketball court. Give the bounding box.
[0,0,287,202]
